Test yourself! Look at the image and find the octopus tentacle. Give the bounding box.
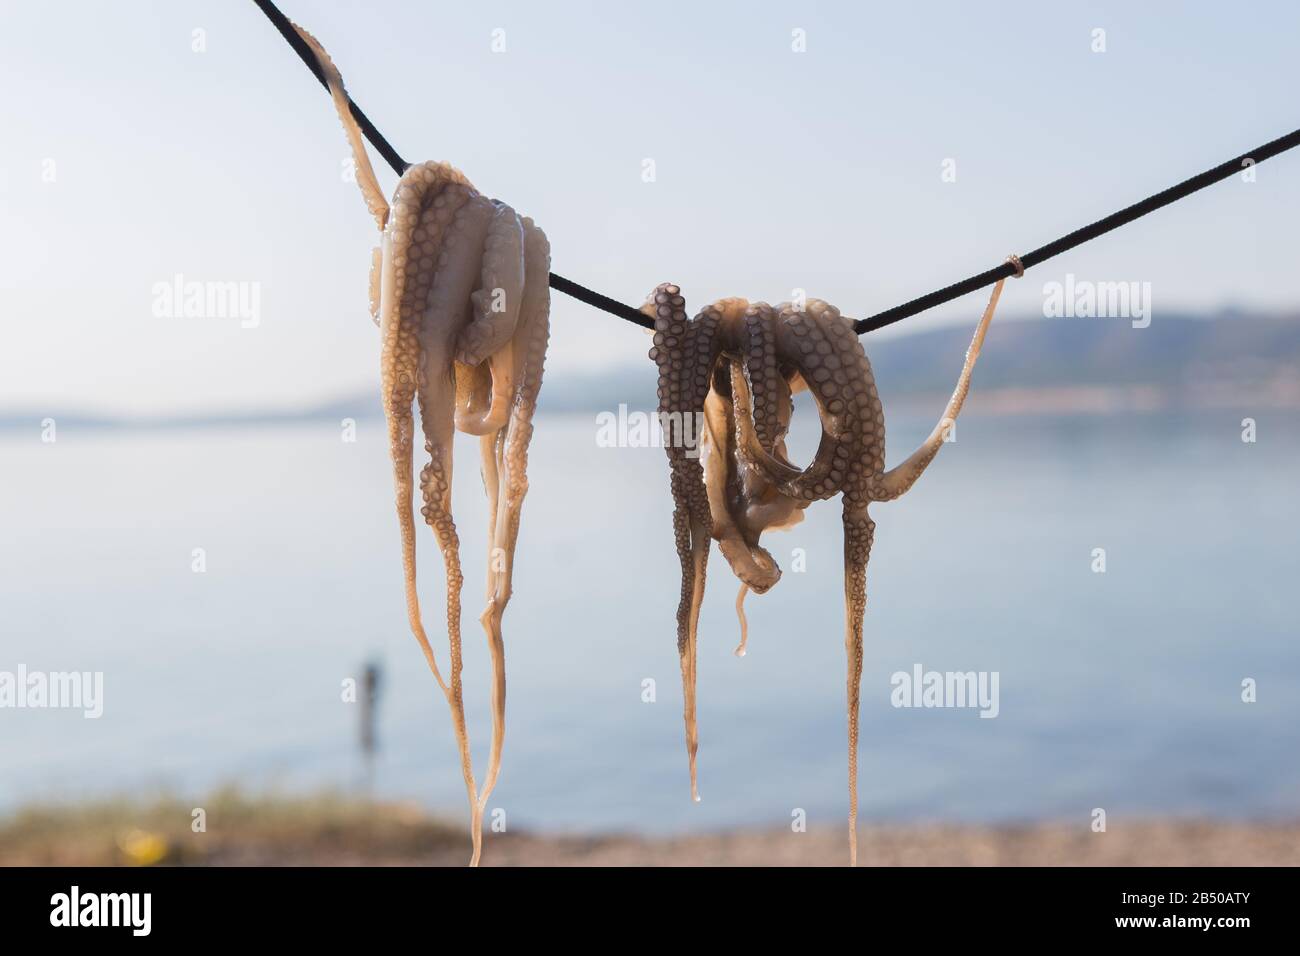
[291,23,390,231]
[367,246,383,327]
[453,359,498,435]
[724,303,867,503]
[454,203,526,436]
[714,363,790,590]
[461,203,526,366]
[413,190,497,866]
[302,27,549,869]
[841,500,874,868]
[732,307,804,484]
[295,32,456,695]
[473,428,506,816]
[707,304,796,597]
[454,348,514,437]
[651,281,1000,866]
[873,279,1004,502]
[733,583,750,657]
[742,304,788,453]
[475,220,550,816]
[764,304,862,501]
[379,169,471,695]
[728,359,802,487]
[479,431,502,582]
[702,383,783,594]
[645,283,721,802]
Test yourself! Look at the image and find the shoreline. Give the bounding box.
[3,794,1296,866]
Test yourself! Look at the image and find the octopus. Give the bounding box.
[644,279,1006,866]
[297,26,550,866]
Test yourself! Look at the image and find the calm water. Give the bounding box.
[1,408,1298,833]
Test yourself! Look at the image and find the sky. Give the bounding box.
[1,0,1297,416]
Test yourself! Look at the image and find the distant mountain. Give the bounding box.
[865,310,1300,413]
[3,312,1296,430]
[478,311,1300,414]
[870,310,1299,390]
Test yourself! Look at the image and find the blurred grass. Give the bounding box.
[0,788,462,866]
[4,792,1298,865]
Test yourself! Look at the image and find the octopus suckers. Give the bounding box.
[298,23,551,867]
[647,279,1006,866]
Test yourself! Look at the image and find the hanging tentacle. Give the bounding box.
[472,426,504,801]
[733,584,750,657]
[367,246,383,327]
[300,27,551,870]
[377,168,472,696]
[716,362,798,589]
[413,190,496,866]
[479,430,503,586]
[873,279,1004,501]
[297,32,461,695]
[731,305,803,484]
[841,499,874,868]
[476,219,551,817]
[658,289,917,868]
[741,303,788,453]
[702,380,784,594]
[645,283,722,802]
[291,23,390,231]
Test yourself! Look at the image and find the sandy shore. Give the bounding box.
[3,793,1297,866]
[462,821,1300,867]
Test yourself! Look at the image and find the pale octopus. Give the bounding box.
[644,279,1005,866]
[299,27,550,866]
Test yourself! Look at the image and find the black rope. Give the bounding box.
[859,127,1300,333]
[252,0,657,331]
[254,0,1298,337]
[254,0,409,178]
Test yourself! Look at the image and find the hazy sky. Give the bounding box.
[2,0,1297,416]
